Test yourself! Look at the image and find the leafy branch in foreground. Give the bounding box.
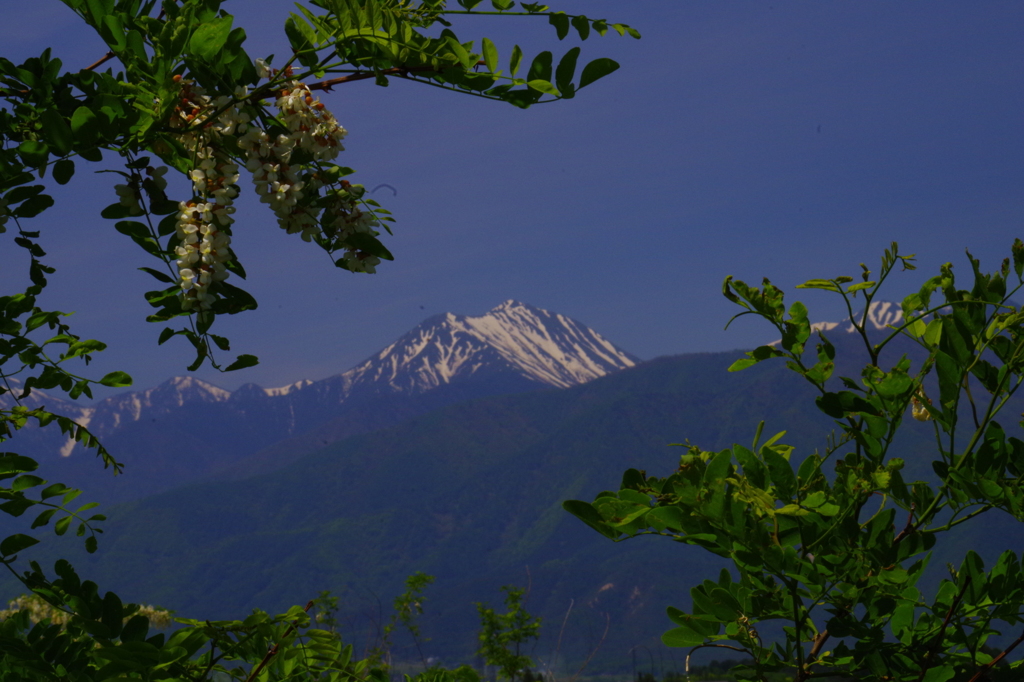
[0,0,636,679]
[567,240,1024,681]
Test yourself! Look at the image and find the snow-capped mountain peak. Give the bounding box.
[28,302,638,472]
[340,300,638,392]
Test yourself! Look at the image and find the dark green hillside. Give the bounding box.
[8,337,1019,671]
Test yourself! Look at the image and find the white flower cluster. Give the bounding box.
[170,77,252,141]
[237,81,348,241]
[160,68,384,313]
[169,77,246,310]
[174,146,239,310]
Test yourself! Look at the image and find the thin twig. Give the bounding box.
[966,629,1024,682]
[245,600,314,682]
[915,577,971,682]
[306,60,486,92]
[686,644,750,673]
[893,503,917,545]
[568,613,609,682]
[83,51,116,72]
[551,599,574,681]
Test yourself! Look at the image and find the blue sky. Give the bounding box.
[3,1,1023,395]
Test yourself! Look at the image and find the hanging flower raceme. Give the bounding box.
[174,195,234,311]
[236,78,349,242]
[169,78,246,310]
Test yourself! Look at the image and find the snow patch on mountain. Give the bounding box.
[264,379,314,397]
[809,300,904,335]
[770,301,905,346]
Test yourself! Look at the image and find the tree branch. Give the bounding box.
[893,503,916,545]
[966,629,1024,682]
[83,51,116,72]
[305,61,486,92]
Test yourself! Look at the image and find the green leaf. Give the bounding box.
[548,12,569,39]
[121,615,150,643]
[482,37,498,72]
[18,140,49,167]
[31,508,58,529]
[763,447,796,499]
[52,158,75,185]
[190,15,234,61]
[115,220,163,256]
[526,79,559,96]
[527,51,553,84]
[703,449,732,485]
[579,58,619,89]
[509,45,523,76]
[13,474,44,492]
[70,106,99,144]
[571,15,591,41]
[921,666,955,682]
[0,455,40,478]
[40,109,74,156]
[444,36,474,69]
[562,500,618,539]
[775,503,809,517]
[99,371,132,387]
[733,444,767,488]
[139,267,174,284]
[728,345,784,372]
[0,533,39,557]
[796,279,842,292]
[555,47,580,95]
[13,193,54,218]
[101,591,124,638]
[224,354,259,371]
[661,624,706,647]
[196,333,226,354]
[101,13,127,51]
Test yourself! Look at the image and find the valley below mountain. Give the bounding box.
[4,301,1023,673]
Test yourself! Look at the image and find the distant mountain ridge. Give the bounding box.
[9,301,638,501]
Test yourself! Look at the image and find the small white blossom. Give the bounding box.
[114,182,145,215]
[255,58,272,80]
